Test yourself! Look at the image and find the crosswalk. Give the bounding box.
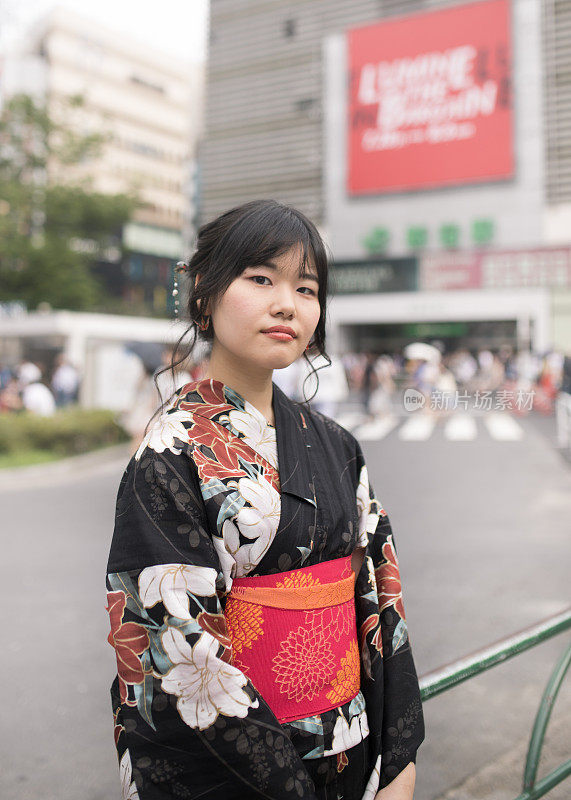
[334,411,526,443]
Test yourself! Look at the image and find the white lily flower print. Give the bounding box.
[216,510,274,580]
[139,564,218,620]
[234,473,281,570]
[119,750,140,800]
[362,754,383,800]
[135,409,189,461]
[323,708,370,756]
[228,406,279,469]
[212,519,241,591]
[161,627,258,730]
[356,465,379,547]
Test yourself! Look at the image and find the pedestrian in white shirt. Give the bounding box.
[18,362,56,417]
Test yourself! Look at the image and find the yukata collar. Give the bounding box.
[272,383,316,506]
[182,378,316,506]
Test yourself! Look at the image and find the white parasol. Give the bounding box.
[404,342,442,363]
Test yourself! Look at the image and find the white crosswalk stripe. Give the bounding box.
[398,415,437,441]
[353,415,398,441]
[483,412,524,441]
[334,409,527,443]
[334,411,368,431]
[444,414,478,441]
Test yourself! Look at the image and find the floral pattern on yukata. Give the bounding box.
[106,379,424,799]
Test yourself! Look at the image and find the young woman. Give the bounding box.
[106,200,424,800]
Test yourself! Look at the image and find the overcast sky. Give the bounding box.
[0,0,209,62]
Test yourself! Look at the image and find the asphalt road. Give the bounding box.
[2,411,570,800]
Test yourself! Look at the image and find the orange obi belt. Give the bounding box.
[224,555,360,724]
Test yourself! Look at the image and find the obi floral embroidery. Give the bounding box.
[225,557,360,723]
[106,379,424,799]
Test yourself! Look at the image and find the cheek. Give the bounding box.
[305,302,322,333]
[213,286,261,330]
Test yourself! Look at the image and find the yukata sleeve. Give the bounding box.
[353,441,425,791]
[106,445,317,800]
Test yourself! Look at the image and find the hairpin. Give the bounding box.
[172,261,189,318]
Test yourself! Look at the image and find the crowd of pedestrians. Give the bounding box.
[340,345,569,419]
[2,344,569,425]
[0,356,81,416]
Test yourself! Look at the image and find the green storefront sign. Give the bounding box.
[403,322,468,337]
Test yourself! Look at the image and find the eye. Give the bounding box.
[250,275,272,286]
[297,286,317,296]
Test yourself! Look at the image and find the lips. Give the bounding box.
[261,326,297,339]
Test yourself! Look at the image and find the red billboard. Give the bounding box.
[347,0,513,195]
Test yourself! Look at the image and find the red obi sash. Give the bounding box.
[224,556,360,723]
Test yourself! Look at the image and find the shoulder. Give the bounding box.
[273,382,353,441]
[134,402,195,462]
[300,405,366,488]
[304,405,359,453]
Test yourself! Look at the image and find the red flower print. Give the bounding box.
[374,538,406,621]
[359,612,382,656]
[179,381,234,418]
[359,613,378,645]
[113,706,124,747]
[189,414,280,489]
[193,445,245,483]
[197,610,233,660]
[337,751,348,772]
[371,625,383,656]
[107,591,150,705]
[187,415,237,459]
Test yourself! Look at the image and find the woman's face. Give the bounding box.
[208,244,322,375]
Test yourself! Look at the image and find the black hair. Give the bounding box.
[150,199,331,427]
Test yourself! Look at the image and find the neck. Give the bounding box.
[204,351,275,425]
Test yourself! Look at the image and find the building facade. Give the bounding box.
[2,8,203,313]
[202,0,423,225]
[202,0,571,354]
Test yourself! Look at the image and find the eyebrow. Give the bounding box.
[252,260,320,283]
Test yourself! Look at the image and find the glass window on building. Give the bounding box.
[129,255,143,280]
[283,19,296,38]
[153,285,167,312]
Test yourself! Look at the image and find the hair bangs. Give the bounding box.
[219,203,313,275]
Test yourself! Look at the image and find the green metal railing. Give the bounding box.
[419,607,571,800]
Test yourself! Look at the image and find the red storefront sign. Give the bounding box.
[421,252,481,290]
[421,248,571,290]
[347,0,513,195]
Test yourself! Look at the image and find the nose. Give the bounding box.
[270,283,296,319]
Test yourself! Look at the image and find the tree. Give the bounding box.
[0,93,137,310]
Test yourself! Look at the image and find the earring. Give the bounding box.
[199,316,210,331]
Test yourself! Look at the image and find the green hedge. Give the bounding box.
[0,407,130,456]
